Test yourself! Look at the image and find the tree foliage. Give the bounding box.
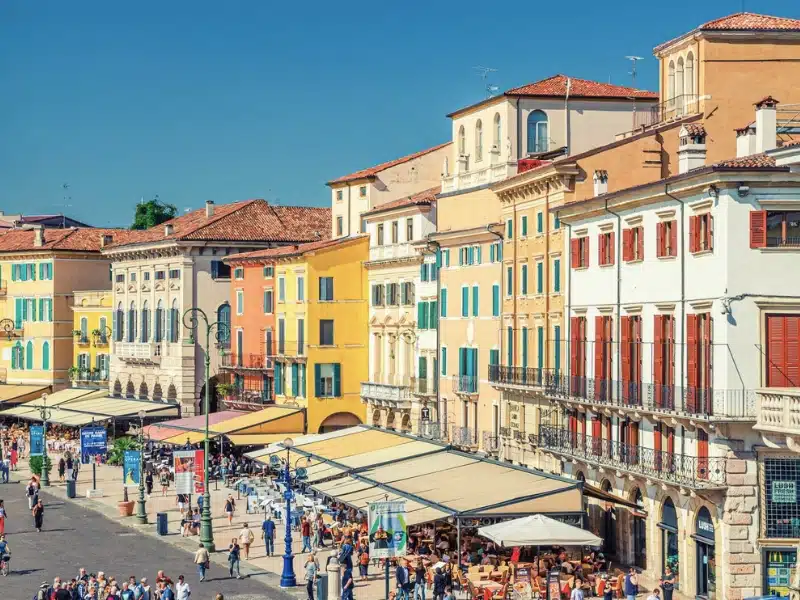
[131,198,178,230]
[29,455,53,476]
[107,436,141,466]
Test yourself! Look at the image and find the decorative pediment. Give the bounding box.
[169,281,181,291]
[141,283,151,293]
[127,284,137,293]
[154,281,166,292]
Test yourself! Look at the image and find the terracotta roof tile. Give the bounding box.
[711,153,777,168]
[227,235,367,263]
[655,13,800,52]
[0,228,141,253]
[107,200,330,249]
[328,143,451,185]
[505,75,657,100]
[682,124,707,136]
[780,140,800,148]
[362,187,439,217]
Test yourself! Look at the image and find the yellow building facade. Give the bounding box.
[230,236,369,434]
[70,290,113,388]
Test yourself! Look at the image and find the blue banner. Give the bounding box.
[30,425,44,456]
[123,450,141,488]
[80,427,107,464]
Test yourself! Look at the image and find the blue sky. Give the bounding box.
[1,0,798,227]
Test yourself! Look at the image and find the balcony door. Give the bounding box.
[766,314,800,387]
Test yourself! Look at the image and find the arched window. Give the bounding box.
[660,497,679,577]
[217,303,231,349]
[99,316,108,344]
[667,61,676,102]
[458,125,466,156]
[141,300,150,342]
[685,52,695,99]
[676,57,685,100]
[80,316,88,342]
[26,340,34,370]
[42,341,50,370]
[475,120,483,161]
[12,341,23,370]
[527,110,548,154]
[493,113,501,148]
[115,302,124,342]
[128,302,137,343]
[154,300,164,343]
[169,299,179,343]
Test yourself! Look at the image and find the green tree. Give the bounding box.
[131,198,178,230]
[29,455,53,477]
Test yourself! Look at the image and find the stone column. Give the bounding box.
[722,449,760,600]
[326,552,341,600]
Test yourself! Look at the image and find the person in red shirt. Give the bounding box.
[301,516,312,552]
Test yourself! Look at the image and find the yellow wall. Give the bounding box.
[274,237,369,433]
[71,290,113,385]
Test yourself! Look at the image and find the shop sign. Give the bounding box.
[772,480,797,503]
[697,513,714,536]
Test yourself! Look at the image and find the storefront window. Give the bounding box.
[660,498,679,586]
[764,549,797,598]
[695,507,715,599]
[764,458,800,538]
[633,489,647,570]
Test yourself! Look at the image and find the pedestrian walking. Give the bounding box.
[175,575,190,600]
[396,559,411,600]
[624,568,639,600]
[58,457,66,482]
[224,495,235,526]
[145,470,154,496]
[0,500,6,536]
[26,477,38,510]
[228,538,242,579]
[304,553,318,600]
[414,560,426,600]
[194,543,210,582]
[357,539,369,581]
[238,522,255,560]
[342,566,354,600]
[9,447,17,472]
[301,516,312,552]
[262,514,275,557]
[160,469,170,496]
[32,498,44,532]
[71,459,79,481]
[159,580,176,600]
[659,567,675,600]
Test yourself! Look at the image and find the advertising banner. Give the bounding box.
[30,425,44,456]
[123,450,141,488]
[174,449,205,494]
[80,427,107,464]
[367,500,407,559]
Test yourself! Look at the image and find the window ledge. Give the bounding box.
[599,263,615,269]
[656,255,678,261]
[572,266,589,271]
[759,246,800,252]
[691,249,714,257]
[624,258,644,264]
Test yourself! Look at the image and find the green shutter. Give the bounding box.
[472,286,479,317]
[333,363,342,397]
[14,298,22,328]
[522,265,528,295]
[490,245,495,262]
[26,341,33,370]
[314,364,322,397]
[506,219,513,239]
[300,364,306,398]
[417,302,425,328]
[489,349,499,366]
[291,363,299,396]
[507,327,513,366]
[435,249,442,268]
[537,327,544,370]
[522,328,528,368]
[441,347,447,375]
[11,345,17,369]
[522,216,528,237]
[429,301,437,329]
[537,262,544,294]
[11,265,16,282]
[498,243,503,261]
[492,285,499,317]
[42,342,50,370]
[506,267,512,296]
[554,326,561,376]
[48,298,53,322]
[554,259,561,292]
[440,289,447,318]
[458,347,465,377]
[418,356,427,379]
[537,212,543,233]
[461,287,468,317]
[476,246,482,264]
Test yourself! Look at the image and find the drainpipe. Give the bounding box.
[427,240,444,437]
[664,185,686,405]
[347,185,352,236]
[602,201,623,396]
[516,98,522,160]
[564,78,571,156]
[487,226,505,442]
[564,219,572,432]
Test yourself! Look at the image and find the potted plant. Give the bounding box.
[29,455,53,478]
[68,366,80,381]
[107,437,140,516]
[216,383,235,400]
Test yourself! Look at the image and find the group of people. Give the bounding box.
[31,569,200,600]
[1,429,25,483]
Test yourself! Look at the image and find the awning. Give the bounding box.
[227,433,296,446]
[478,514,602,547]
[143,411,245,441]
[162,406,304,445]
[0,385,50,406]
[582,483,641,510]
[0,388,109,421]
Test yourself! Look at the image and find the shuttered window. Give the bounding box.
[766,314,800,387]
[656,220,678,258]
[570,237,589,268]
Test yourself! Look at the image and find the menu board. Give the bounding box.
[766,550,796,598]
[547,570,561,600]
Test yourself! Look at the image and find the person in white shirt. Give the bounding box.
[570,578,585,600]
[646,590,661,600]
[175,575,191,600]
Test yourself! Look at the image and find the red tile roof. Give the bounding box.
[0,228,141,253]
[227,234,367,263]
[655,13,800,52]
[328,143,451,185]
[712,153,777,168]
[107,200,331,249]
[362,187,439,217]
[682,124,707,136]
[506,75,658,100]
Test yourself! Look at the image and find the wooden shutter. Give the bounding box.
[598,234,605,265]
[636,226,644,260]
[594,316,604,386]
[669,220,678,256]
[333,363,342,397]
[570,317,579,387]
[656,222,664,258]
[653,315,664,407]
[689,216,697,252]
[591,417,601,439]
[686,314,698,411]
[750,210,767,248]
[653,423,662,454]
[582,239,589,268]
[620,316,630,403]
[706,215,714,251]
[608,232,615,265]
[622,229,631,262]
[571,239,580,268]
[697,429,709,480]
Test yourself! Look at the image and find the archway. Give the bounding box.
[138,381,149,400]
[599,479,617,556]
[152,383,163,402]
[125,381,135,399]
[386,411,396,431]
[400,413,411,433]
[372,409,382,427]
[198,380,219,414]
[318,412,362,433]
[113,379,123,398]
[660,497,680,582]
[630,487,647,569]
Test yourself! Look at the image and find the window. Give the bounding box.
[521,216,528,237]
[443,249,450,267]
[130,272,137,282]
[676,57,685,100]
[169,269,181,279]
[599,231,615,266]
[653,314,676,408]
[751,210,800,248]
[26,341,33,370]
[42,341,50,370]
[623,226,644,262]
[115,302,124,342]
[621,315,643,405]
[115,273,125,283]
[441,347,447,376]
[554,214,560,230]
[527,110,548,153]
[391,221,399,244]
[38,262,53,280]
[690,214,713,253]
[553,258,561,292]
[236,290,244,315]
[141,300,150,342]
[360,218,366,234]
[458,125,466,155]
[506,218,513,239]
[154,300,164,342]
[263,266,274,278]
[377,224,385,246]
[440,289,448,317]
[127,302,137,343]
[536,262,543,294]
[320,320,334,346]
[571,237,590,268]
[315,363,341,398]
[656,220,677,257]
[766,314,800,387]
[406,218,414,242]
[489,242,502,263]
[210,260,231,279]
[521,264,528,295]
[234,267,244,280]
[278,277,286,302]
[79,317,89,342]
[472,285,479,317]
[297,318,305,354]
[764,458,800,540]
[297,276,305,301]
[144,272,150,281]
[492,284,500,317]
[11,342,23,370]
[319,277,334,301]
[155,270,166,281]
[401,282,414,306]
[336,216,343,236]
[169,299,179,343]
[359,185,367,197]
[263,289,274,313]
[668,61,676,101]
[475,119,483,161]
[493,113,501,148]
[336,190,343,201]
[569,317,587,395]
[278,318,285,354]
[461,286,469,317]
[386,283,399,306]
[217,303,231,348]
[537,212,544,234]
[371,284,384,307]
[506,266,513,297]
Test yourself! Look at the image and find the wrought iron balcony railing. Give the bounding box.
[221,352,273,370]
[499,426,511,438]
[450,425,477,448]
[483,431,500,453]
[452,375,479,394]
[538,425,726,489]
[417,421,443,441]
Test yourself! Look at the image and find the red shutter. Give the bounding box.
[653,423,662,453]
[592,417,601,438]
[706,215,714,251]
[667,316,675,400]
[656,222,664,258]
[697,429,709,480]
[570,317,579,391]
[594,316,604,384]
[767,315,785,387]
[609,232,615,265]
[687,314,698,412]
[571,238,580,268]
[621,316,630,403]
[598,234,605,265]
[654,315,664,407]
[583,238,590,268]
[689,216,698,253]
[787,316,800,388]
[669,220,678,257]
[637,226,644,260]
[750,210,767,248]
[622,229,631,262]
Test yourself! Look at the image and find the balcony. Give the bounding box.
[417,420,443,441]
[70,368,109,387]
[270,341,306,360]
[754,388,800,444]
[482,431,500,453]
[450,425,478,449]
[116,342,163,364]
[539,426,726,490]
[361,380,413,410]
[220,352,272,371]
[412,377,437,397]
[622,94,700,136]
[368,243,417,264]
[441,157,517,194]
[451,375,479,396]
[220,382,273,411]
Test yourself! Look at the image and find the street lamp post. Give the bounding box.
[280,437,297,588]
[134,410,148,524]
[38,393,51,487]
[183,307,229,553]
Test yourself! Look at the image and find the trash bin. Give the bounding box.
[316,572,328,600]
[65,479,76,499]
[156,512,169,536]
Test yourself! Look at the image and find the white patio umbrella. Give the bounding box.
[477,514,602,547]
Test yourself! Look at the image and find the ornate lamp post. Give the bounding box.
[38,393,51,487]
[134,410,148,524]
[183,307,229,552]
[280,437,297,587]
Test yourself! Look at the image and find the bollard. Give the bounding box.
[156,512,169,536]
[326,551,340,600]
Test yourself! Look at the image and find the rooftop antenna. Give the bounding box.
[473,66,499,98]
[626,56,645,129]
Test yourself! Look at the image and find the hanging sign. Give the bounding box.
[123,450,141,488]
[368,501,407,559]
[772,481,797,503]
[30,425,44,456]
[174,449,205,494]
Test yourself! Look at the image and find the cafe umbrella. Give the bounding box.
[477,514,602,547]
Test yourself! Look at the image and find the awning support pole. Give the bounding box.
[457,518,461,571]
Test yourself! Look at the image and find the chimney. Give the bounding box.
[164,223,174,236]
[33,225,45,247]
[736,125,757,158]
[678,124,707,174]
[593,170,608,196]
[100,233,114,247]
[205,200,215,218]
[755,96,778,154]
